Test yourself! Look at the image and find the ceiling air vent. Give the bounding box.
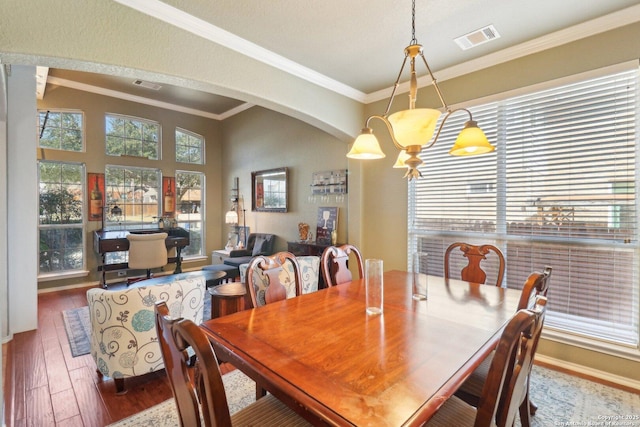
[132,80,162,90]
[454,25,500,51]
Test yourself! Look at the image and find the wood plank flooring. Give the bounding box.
[3,284,231,427]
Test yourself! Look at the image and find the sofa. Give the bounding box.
[86,275,206,393]
[223,233,276,268]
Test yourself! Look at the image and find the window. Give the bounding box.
[105,114,160,159]
[104,165,161,227]
[176,171,205,257]
[409,66,639,351]
[38,110,84,152]
[176,128,204,164]
[38,160,85,274]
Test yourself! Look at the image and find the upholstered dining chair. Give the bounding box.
[126,232,168,284]
[246,251,302,309]
[426,296,547,427]
[154,301,310,427]
[320,244,364,287]
[455,267,552,427]
[444,242,506,287]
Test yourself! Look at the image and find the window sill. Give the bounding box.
[543,327,640,362]
[38,270,89,282]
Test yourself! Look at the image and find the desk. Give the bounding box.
[94,228,190,288]
[200,270,520,426]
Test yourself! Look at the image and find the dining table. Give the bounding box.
[200,270,521,426]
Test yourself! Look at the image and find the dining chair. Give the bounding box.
[455,267,552,427]
[154,301,310,426]
[126,232,168,285]
[320,244,364,287]
[444,242,506,287]
[246,251,302,308]
[426,296,547,427]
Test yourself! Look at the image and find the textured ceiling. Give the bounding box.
[44,0,640,118]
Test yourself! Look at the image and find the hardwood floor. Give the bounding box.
[3,284,231,427]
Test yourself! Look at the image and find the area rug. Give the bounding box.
[106,365,639,426]
[62,305,93,357]
[106,369,256,427]
[62,298,211,357]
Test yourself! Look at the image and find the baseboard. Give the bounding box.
[535,353,640,392]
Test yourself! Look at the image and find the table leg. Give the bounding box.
[101,254,107,288]
[174,247,183,273]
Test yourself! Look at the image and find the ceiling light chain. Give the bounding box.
[347,0,495,180]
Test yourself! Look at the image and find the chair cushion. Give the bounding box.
[224,256,254,268]
[252,237,267,256]
[425,395,475,426]
[297,256,320,294]
[231,393,311,426]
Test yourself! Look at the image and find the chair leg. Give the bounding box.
[114,377,127,395]
[519,399,531,427]
[256,384,267,400]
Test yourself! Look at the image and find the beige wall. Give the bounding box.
[221,106,349,251]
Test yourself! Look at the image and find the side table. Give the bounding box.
[211,249,231,265]
[208,282,247,318]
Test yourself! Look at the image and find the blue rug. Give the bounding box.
[62,298,211,357]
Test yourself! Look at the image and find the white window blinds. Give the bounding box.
[409,66,639,348]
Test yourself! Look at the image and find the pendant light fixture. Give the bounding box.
[347,0,495,179]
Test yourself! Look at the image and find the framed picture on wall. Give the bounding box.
[316,207,338,245]
[162,176,176,217]
[88,173,105,221]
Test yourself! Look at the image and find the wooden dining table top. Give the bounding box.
[200,270,521,426]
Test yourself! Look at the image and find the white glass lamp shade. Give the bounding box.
[225,209,238,224]
[347,130,386,159]
[393,150,410,168]
[388,108,441,148]
[449,121,495,156]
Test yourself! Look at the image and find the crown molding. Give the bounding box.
[366,4,640,104]
[47,76,234,120]
[114,0,368,103]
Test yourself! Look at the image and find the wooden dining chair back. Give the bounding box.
[455,268,552,426]
[155,300,231,427]
[427,297,547,427]
[320,244,364,287]
[444,242,506,287]
[155,301,311,427]
[517,266,552,310]
[247,251,302,308]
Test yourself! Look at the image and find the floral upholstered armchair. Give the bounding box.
[86,276,206,393]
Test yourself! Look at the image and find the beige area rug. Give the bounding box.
[107,369,256,427]
[108,366,639,426]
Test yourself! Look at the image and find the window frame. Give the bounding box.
[175,127,205,165]
[104,165,162,229]
[37,160,86,278]
[37,109,85,152]
[175,170,205,258]
[105,113,161,159]
[408,62,640,358]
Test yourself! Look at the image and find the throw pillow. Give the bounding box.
[252,237,266,256]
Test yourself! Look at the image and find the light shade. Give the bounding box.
[393,150,410,168]
[225,209,238,224]
[388,108,441,148]
[449,120,495,156]
[347,129,386,159]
